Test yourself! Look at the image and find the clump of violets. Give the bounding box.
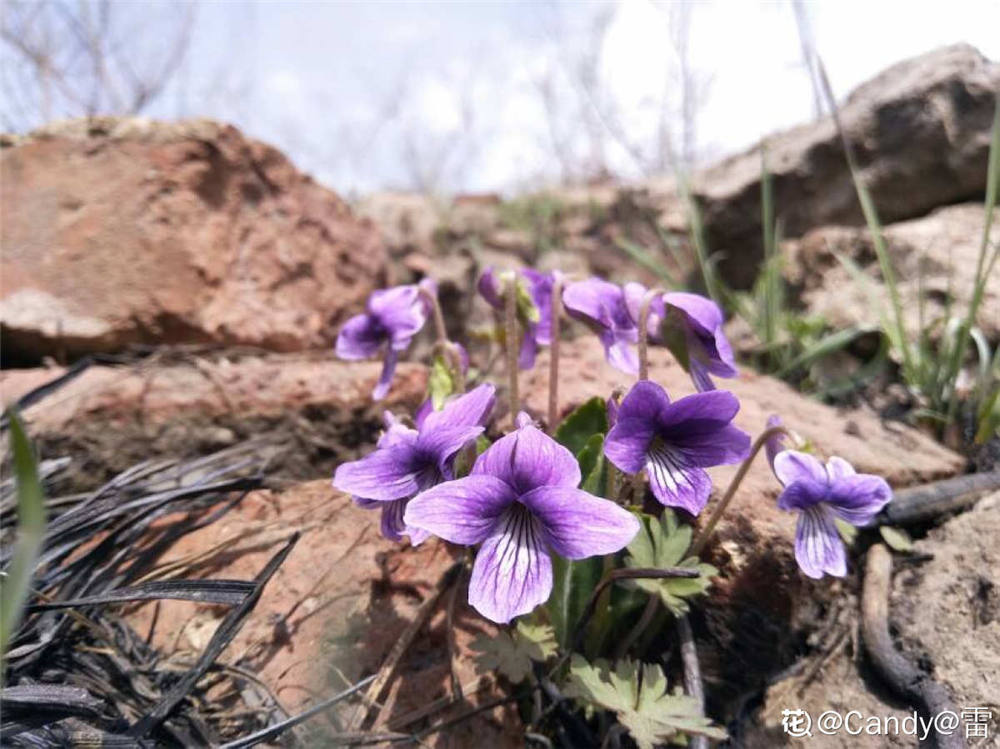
[772,449,892,578]
[405,414,639,623]
[603,380,750,514]
[336,282,433,400]
[333,384,496,544]
[478,267,559,369]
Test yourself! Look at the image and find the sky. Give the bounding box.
[6,0,1000,196]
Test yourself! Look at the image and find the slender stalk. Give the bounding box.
[550,567,701,677]
[689,425,795,557]
[547,274,565,434]
[419,283,465,393]
[504,273,521,427]
[637,287,665,381]
[419,284,449,345]
[615,595,658,659]
[677,615,708,749]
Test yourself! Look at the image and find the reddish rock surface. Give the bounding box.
[0,118,386,363]
[1,352,426,433]
[126,481,521,748]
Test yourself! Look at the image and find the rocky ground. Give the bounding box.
[2,43,998,747]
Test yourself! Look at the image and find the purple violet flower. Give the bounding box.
[774,451,892,579]
[660,292,738,392]
[563,278,645,374]
[404,413,640,623]
[478,267,557,369]
[336,284,431,400]
[333,384,496,544]
[603,380,750,515]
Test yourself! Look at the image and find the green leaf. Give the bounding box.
[879,526,914,553]
[834,517,858,546]
[1,410,48,673]
[625,512,715,616]
[547,432,609,648]
[428,354,456,409]
[565,656,727,749]
[576,433,604,488]
[470,621,557,683]
[554,397,608,456]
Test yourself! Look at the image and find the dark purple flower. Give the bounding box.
[336,284,431,400]
[479,267,557,369]
[774,451,892,579]
[603,380,750,515]
[563,278,645,374]
[404,413,639,623]
[333,384,496,543]
[660,292,737,392]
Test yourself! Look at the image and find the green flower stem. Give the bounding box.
[689,425,796,557]
[615,595,659,660]
[547,274,565,435]
[505,273,521,427]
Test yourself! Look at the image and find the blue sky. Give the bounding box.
[11,0,1000,196]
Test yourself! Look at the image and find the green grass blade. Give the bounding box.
[614,236,678,287]
[943,98,1000,423]
[776,325,875,378]
[1,410,48,673]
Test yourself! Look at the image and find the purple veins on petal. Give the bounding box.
[795,505,846,579]
[603,380,750,515]
[774,450,892,579]
[404,418,639,624]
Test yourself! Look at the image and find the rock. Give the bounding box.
[125,481,522,747]
[744,491,1000,747]
[0,353,428,489]
[692,44,1000,288]
[892,491,1000,709]
[788,202,1000,340]
[521,336,964,702]
[1,118,386,364]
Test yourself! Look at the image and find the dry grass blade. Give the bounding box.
[127,532,300,737]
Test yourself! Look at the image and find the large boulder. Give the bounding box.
[689,44,999,288]
[787,203,1000,341]
[1,118,386,364]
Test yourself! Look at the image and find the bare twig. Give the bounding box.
[878,470,1000,525]
[677,615,707,749]
[861,544,962,749]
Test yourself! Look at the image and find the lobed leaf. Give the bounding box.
[625,512,715,616]
[565,656,726,749]
[470,621,557,684]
